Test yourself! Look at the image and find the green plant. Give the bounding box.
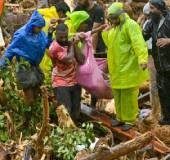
[50,123,95,160]
[0,60,43,137]
[0,112,8,142]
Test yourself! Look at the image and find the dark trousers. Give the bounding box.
[54,85,81,121]
[157,72,170,121]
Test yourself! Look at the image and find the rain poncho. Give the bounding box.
[0,11,52,67]
[102,2,149,124]
[102,4,148,89]
[38,6,59,33]
[38,7,59,83]
[65,11,90,35]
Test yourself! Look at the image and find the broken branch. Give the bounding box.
[80,132,153,160]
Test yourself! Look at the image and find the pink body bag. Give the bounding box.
[76,32,113,99]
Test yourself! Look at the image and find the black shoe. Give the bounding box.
[111,119,124,127]
[121,124,133,131]
[159,119,170,125]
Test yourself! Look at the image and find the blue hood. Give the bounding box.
[25,10,45,33]
[0,10,52,66]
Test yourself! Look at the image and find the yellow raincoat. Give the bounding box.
[102,3,149,124]
[38,7,59,83]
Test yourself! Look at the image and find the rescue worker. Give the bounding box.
[102,2,148,131]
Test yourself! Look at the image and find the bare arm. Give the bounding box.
[61,45,74,64]
[73,39,85,65]
[91,24,107,35]
[92,22,101,50]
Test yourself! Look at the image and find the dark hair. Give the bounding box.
[81,17,92,31]
[149,0,167,14]
[55,2,70,14]
[56,23,68,32]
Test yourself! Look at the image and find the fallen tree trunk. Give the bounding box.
[80,132,153,160]
[33,87,50,160]
[4,112,16,140]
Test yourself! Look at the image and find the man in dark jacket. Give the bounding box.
[143,0,170,125]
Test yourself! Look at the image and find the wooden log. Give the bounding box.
[81,104,170,154]
[132,0,148,2]
[4,112,16,140]
[56,105,77,129]
[5,3,20,7]
[33,87,50,160]
[148,56,160,120]
[80,132,153,160]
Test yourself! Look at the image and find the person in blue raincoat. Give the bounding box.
[0,10,55,105]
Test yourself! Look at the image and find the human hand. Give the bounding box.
[48,22,56,34]
[137,14,146,26]
[73,33,86,44]
[103,24,112,31]
[72,35,80,44]
[99,24,108,30]
[156,38,170,48]
[50,18,58,24]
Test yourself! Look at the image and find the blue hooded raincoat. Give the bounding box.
[0,10,52,66]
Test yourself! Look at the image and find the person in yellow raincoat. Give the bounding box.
[38,6,59,83]
[38,4,70,83]
[102,2,149,131]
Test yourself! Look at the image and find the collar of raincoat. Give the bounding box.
[25,10,45,33]
[66,11,90,32]
[107,2,127,26]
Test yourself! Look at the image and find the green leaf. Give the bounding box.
[0,114,4,120]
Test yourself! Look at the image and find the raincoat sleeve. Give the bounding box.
[0,34,23,67]
[127,21,148,64]
[102,31,109,48]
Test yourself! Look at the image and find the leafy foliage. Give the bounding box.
[50,123,95,160]
[0,112,8,142]
[0,60,43,138]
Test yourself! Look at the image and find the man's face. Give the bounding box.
[149,3,162,17]
[108,15,120,27]
[56,30,69,46]
[58,11,66,18]
[33,27,43,34]
[149,3,163,23]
